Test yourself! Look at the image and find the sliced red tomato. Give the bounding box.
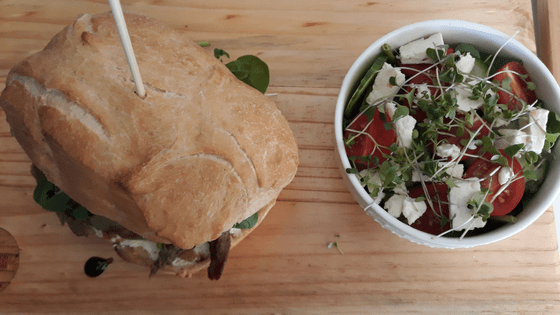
[400,63,435,78]
[408,183,451,235]
[494,61,537,110]
[399,67,435,122]
[437,115,491,161]
[463,151,524,216]
[398,49,453,122]
[344,108,396,167]
[398,47,454,75]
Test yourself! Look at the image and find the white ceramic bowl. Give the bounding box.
[334,20,560,248]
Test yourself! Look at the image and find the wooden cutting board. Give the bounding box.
[1,0,559,313]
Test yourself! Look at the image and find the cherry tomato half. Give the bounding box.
[344,108,396,167]
[401,71,435,122]
[463,151,524,216]
[494,62,537,110]
[408,183,451,235]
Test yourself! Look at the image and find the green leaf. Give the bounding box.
[439,216,452,228]
[504,143,524,157]
[492,155,509,167]
[415,196,426,202]
[469,191,486,206]
[393,105,410,121]
[389,76,398,86]
[384,121,393,131]
[233,212,259,229]
[33,177,72,213]
[371,156,380,166]
[439,69,454,83]
[426,48,438,61]
[546,132,560,144]
[445,177,458,188]
[547,111,560,134]
[523,169,538,180]
[477,202,493,221]
[524,151,539,165]
[489,215,517,223]
[481,136,500,155]
[71,206,92,221]
[214,48,230,61]
[362,106,377,121]
[501,77,512,91]
[226,55,270,94]
[345,56,388,118]
[455,43,481,59]
[33,176,53,206]
[380,161,399,186]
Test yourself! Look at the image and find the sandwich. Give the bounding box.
[0,11,299,280]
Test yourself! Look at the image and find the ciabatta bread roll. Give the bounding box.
[0,11,298,278]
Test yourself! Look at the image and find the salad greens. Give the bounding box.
[343,35,560,238]
[233,212,258,229]
[213,48,270,94]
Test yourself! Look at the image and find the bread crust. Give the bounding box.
[0,12,298,249]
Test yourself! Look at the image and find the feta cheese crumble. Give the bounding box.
[454,85,496,112]
[498,166,514,185]
[521,108,549,154]
[366,63,406,105]
[384,194,427,225]
[385,102,416,149]
[449,179,486,230]
[402,197,428,224]
[358,169,386,204]
[395,115,416,148]
[414,83,431,104]
[399,33,445,64]
[455,52,475,74]
[385,194,407,218]
[495,129,529,152]
[436,143,461,160]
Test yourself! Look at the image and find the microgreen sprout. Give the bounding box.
[327,242,344,255]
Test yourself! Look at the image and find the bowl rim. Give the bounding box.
[334,19,560,248]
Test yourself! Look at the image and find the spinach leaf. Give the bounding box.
[455,43,481,59]
[33,172,93,221]
[33,176,72,213]
[214,48,230,61]
[226,55,270,94]
[233,212,258,229]
[345,55,388,119]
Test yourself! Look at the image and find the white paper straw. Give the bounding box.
[108,0,146,98]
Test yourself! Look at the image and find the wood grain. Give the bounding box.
[535,0,560,82]
[0,0,559,314]
[0,228,19,292]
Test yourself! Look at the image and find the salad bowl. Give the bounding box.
[334,20,560,248]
